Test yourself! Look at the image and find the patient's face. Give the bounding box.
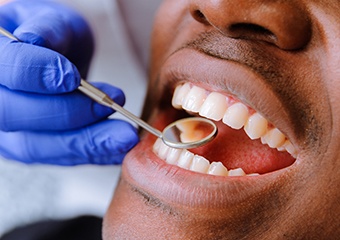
[103,0,340,239]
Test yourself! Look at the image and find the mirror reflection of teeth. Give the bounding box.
[172,83,298,158]
[176,120,212,143]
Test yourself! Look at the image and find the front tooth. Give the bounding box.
[177,150,194,169]
[199,92,228,121]
[222,102,249,130]
[208,162,229,176]
[244,113,268,139]
[228,168,246,176]
[166,148,182,165]
[262,128,286,148]
[182,86,206,113]
[158,141,171,159]
[172,83,191,109]
[190,156,210,173]
[153,138,162,153]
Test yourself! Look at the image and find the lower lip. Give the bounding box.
[122,130,290,208]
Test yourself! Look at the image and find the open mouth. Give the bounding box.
[152,82,297,177]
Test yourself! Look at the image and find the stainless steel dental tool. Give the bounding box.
[0,26,217,149]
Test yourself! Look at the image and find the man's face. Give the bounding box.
[104,0,340,238]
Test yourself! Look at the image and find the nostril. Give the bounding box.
[228,23,277,45]
[189,1,311,50]
[192,10,209,25]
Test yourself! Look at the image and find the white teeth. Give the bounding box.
[153,140,254,177]
[279,140,297,158]
[244,113,268,140]
[158,141,171,159]
[153,138,162,152]
[208,162,228,176]
[262,128,286,148]
[199,92,228,121]
[190,156,210,173]
[182,86,207,113]
[171,84,298,158]
[247,173,260,177]
[222,102,249,130]
[177,150,194,169]
[228,168,246,177]
[172,83,191,109]
[166,147,182,165]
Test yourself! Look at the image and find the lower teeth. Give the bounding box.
[153,139,258,177]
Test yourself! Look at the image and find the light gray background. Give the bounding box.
[0,0,161,235]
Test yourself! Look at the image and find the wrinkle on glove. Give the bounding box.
[0,37,81,93]
[0,0,94,87]
[0,120,139,165]
[0,82,124,131]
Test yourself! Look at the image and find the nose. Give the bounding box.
[189,0,312,50]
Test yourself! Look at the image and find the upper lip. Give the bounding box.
[158,48,298,149]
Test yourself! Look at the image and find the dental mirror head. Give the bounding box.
[161,117,218,149]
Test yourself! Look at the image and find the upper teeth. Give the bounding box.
[171,83,297,157]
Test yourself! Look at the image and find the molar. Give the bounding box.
[278,140,297,158]
[262,128,286,148]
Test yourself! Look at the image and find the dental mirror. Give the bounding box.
[79,81,217,149]
[161,117,217,148]
[0,26,218,149]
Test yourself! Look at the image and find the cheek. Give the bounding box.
[102,182,141,239]
[102,180,177,239]
[150,0,187,69]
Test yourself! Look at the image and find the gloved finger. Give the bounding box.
[0,1,94,77]
[0,36,80,93]
[0,119,139,165]
[0,82,124,131]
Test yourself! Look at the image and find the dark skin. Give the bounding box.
[103,0,340,239]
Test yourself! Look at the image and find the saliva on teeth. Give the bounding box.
[153,139,255,177]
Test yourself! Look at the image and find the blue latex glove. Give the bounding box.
[0,0,139,165]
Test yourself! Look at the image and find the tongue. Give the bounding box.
[191,121,295,174]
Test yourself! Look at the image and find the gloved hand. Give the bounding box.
[0,0,139,165]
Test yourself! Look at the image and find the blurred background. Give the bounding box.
[0,0,161,236]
